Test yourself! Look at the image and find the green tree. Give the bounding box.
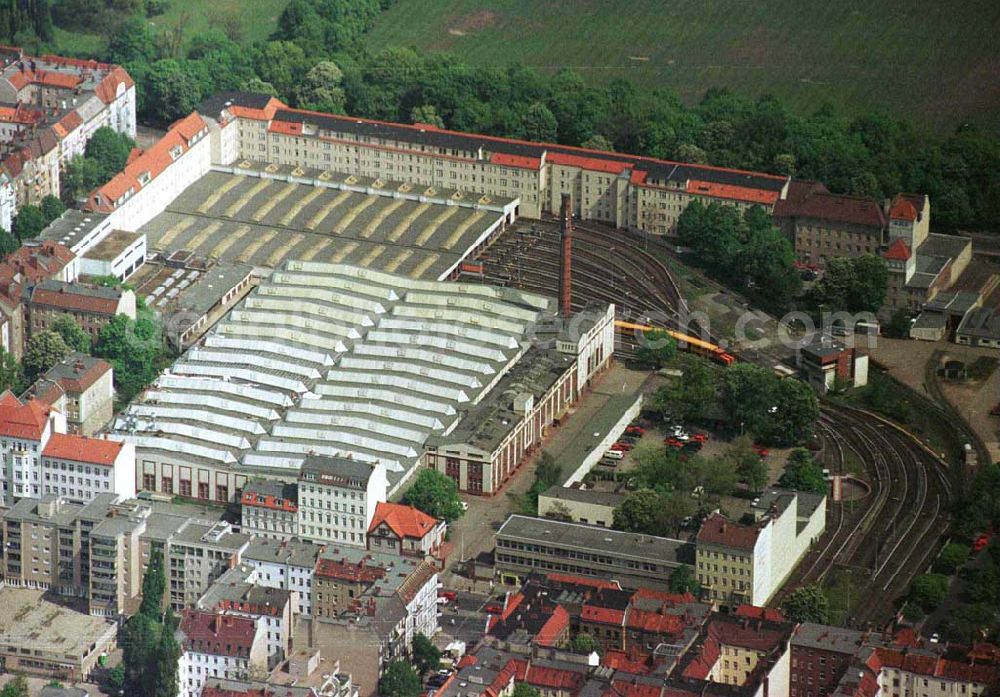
[153,618,181,697]
[412,633,441,675]
[935,543,970,575]
[581,134,614,151]
[910,573,949,612]
[410,105,444,129]
[139,549,166,619]
[668,565,701,595]
[142,60,204,123]
[651,354,719,421]
[121,612,160,697]
[40,195,65,222]
[402,468,463,522]
[778,449,827,495]
[634,328,676,368]
[298,60,346,113]
[380,660,421,697]
[85,127,136,183]
[23,330,70,383]
[781,585,830,623]
[0,675,29,697]
[512,685,541,697]
[723,364,817,445]
[61,155,103,203]
[884,308,914,339]
[0,348,22,394]
[50,316,91,353]
[94,312,166,402]
[522,102,558,142]
[571,633,600,654]
[107,664,126,695]
[0,229,18,258]
[12,204,47,240]
[613,489,662,534]
[106,14,156,64]
[728,435,768,493]
[691,456,739,498]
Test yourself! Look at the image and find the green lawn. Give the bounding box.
[366,0,1000,132]
[51,0,288,58]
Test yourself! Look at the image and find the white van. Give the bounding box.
[604,449,624,460]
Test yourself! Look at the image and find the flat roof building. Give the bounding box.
[494,514,691,589]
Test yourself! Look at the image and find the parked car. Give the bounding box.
[484,601,504,614]
[625,425,645,436]
[664,438,685,448]
[752,444,770,458]
[604,449,624,460]
[611,441,634,452]
[438,590,457,602]
[973,533,990,552]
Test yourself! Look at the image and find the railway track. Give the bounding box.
[476,217,956,626]
[780,404,954,627]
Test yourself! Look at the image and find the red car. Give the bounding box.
[664,438,684,448]
[484,602,504,614]
[752,444,769,458]
[973,534,990,553]
[438,590,457,602]
[611,441,633,452]
[692,433,708,443]
[625,426,645,436]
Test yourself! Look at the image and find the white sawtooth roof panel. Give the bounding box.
[215,323,349,354]
[390,305,525,334]
[156,375,292,407]
[283,410,428,443]
[124,418,251,450]
[119,435,237,464]
[246,295,376,327]
[352,343,497,375]
[405,291,540,322]
[172,363,307,394]
[229,309,361,339]
[297,398,445,430]
[189,348,322,380]
[329,371,469,403]
[249,441,404,472]
[272,270,397,302]
[143,390,281,421]
[376,319,519,348]
[364,330,509,362]
[336,357,482,389]
[312,384,457,416]
[266,426,419,458]
[203,335,334,367]
[260,279,391,312]
[128,404,266,436]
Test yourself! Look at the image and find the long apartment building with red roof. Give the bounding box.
[196,91,790,236]
[0,45,135,231]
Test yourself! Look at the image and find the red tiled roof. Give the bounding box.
[226,98,284,122]
[547,151,631,174]
[889,195,918,221]
[42,432,123,466]
[773,189,886,228]
[625,608,686,635]
[490,152,541,170]
[601,650,652,674]
[94,66,134,104]
[368,501,440,539]
[89,112,207,211]
[269,120,302,136]
[534,604,570,647]
[522,663,585,690]
[8,69,81,91]
[0,391,50,440]
[498,592,524,622]
[696,513,760,550]
[29,285,122,315]
[707,615,790,653]
[734,605,785,622]
[2,241,75,284]
[547,573,622,591]
[179,609,258,657]
[686,179,782,206]
[314,557,386,584]
[872,647,1000,685]
[882,238,911,261]
[582,604,626,626]
[630,587,694,605]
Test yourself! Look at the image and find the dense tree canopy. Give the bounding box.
[778,449,827,495]
[782,585,830,623]
[23,330,70,383]
[723,363,818,445]
[402,468,464,522]
[380,660,421,697]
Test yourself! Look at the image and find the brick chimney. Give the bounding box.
[559,193,573,317]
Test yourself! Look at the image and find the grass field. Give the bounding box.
[366,0,1000,133]
[53,0,287,58]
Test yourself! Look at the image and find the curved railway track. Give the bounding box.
[476,218,956,626]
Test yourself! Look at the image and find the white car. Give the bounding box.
[437,596,450,606]
[460,501,469,512]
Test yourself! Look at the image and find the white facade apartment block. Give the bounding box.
[40,436,136,502]
[403,567,440,649]
[297,457,387,547]
[178,623,267,697]
[0,403,66,506]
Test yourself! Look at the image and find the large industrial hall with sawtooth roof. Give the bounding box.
[112,261,614,500]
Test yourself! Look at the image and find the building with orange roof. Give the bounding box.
[0,390,65,504]
[0,47,135,231]
[177,609,268,697]
[196,91,790,236]
[367,500,446,559]
[40,431,135,502]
